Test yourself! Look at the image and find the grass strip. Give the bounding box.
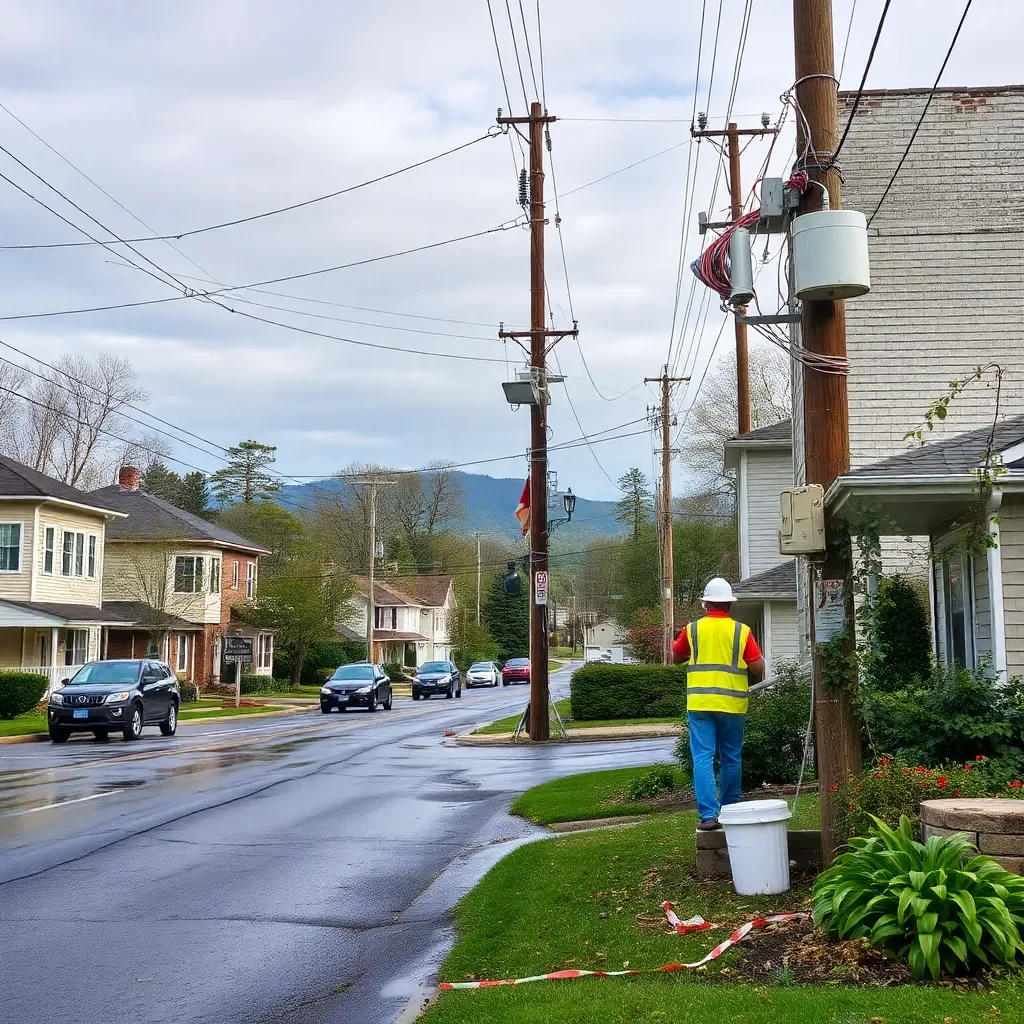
[0,712,46,736]
[475,699,681,736]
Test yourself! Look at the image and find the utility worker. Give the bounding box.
[673,577,765,831]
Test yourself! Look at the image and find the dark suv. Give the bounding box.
[47,659,179,743]
[412,660,462,700]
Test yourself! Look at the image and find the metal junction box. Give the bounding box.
[778,484,826,555]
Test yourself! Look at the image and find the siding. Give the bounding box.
[0,501,36,601]
[103,544,220,624]
[0,627,22,667]
[999,500,1024,678]
[840,89,1024,467]
[973,549,993,665]
[744,448,793,576]
[33,504,106,607]
[768,600,801,670]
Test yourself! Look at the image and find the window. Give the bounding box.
[147,637,159,658]
[246,561,256,599]
[74,532,85,576]
[176,635,189,673]
[88,536,97,578]
[942,552,975,668]
[43,526,55,574]
[374,606,398,629]
[174,555,205,593]
[258,633,273,669]
[62,531,74,575]
[63,628,88,666]
[0,523,21,572]
[232,560,239,589]
[210,557,221,594]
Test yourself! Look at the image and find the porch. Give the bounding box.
[370,630,428,669]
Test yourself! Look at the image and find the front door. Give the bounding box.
[36,632,48,666]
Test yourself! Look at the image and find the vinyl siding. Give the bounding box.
[0,501,35,601]
[973,549,993,665]
[102,544,221,624]
[744,449,793,576]
[999,500,1024,678]
[0,627,22,667]
[840,89,1024,467]
[768,600,801,670]
[32,505,107,607]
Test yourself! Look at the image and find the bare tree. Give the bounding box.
[0,362,28,457]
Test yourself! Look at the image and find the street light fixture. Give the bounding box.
[549,488,576,532]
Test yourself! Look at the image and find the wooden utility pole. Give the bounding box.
[354,477,393,664]
[497,102,577,741]
[793,0,863,862]
[645,369,689,662]
[691,120,778,434]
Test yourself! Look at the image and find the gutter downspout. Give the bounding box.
[987,490,1007,681]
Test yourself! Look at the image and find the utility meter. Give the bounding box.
[778,485,826,555]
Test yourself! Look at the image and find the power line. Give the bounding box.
[837,0,859,81]
[868,0,974,226]
[535,0,548,108]
[558,139,690,199]
[503,0,532,108]
[517,0,541,101]
[830,0,892,169]
[485,0,527,172]
[552,350,616,487]
[0,130,501,250]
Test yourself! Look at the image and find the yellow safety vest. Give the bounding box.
[685,615,751,714]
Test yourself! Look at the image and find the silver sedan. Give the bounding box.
[465,661,500,687]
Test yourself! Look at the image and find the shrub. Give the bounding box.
[869,574,932,691]
[383,661,405,682]
[626,765,675,801]
[837,754,1024,838]
[239,674,290,696]
[741,661,812,788]
[0,671,49,719]
[814,815,1024,978]
[178,681,200,703]
[624,607,662,664]
[299,641,365,686]
[570,663,686,721]
[861,662,1024,768]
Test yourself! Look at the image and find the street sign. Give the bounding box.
[813,578,845,643]
[535,570,548,606]
[223,636,254,662]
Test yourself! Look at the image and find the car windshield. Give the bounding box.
[67,661,141,685]
[329,665,375,681]
[469,663,492,671]
[506,659,529,668]
[419,662,448,673]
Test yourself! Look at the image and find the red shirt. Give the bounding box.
[672,608,762,663]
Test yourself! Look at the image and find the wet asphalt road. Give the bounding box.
[0,667,672,1024]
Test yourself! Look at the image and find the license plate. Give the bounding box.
[336,695,348,702]
[73,708,89,719]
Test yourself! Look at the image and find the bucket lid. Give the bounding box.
[718,799,792,825]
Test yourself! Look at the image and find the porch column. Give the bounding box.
[988,512,1008,680]
[50,626,59,693]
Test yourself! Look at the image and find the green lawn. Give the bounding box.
[510,765,689,825]
[0,712,46,737]
[474,699,681,736]
[422,810,1024,1023]
[178,704,289,720]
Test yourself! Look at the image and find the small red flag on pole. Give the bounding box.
[515,476,531,536]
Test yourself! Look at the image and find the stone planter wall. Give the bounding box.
[920,799,1024,874]
[695,828,822,879]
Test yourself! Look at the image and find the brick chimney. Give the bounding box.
[118,465,140,491]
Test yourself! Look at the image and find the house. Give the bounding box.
[93,467,274,686]
[722,421,802,677]
[827,415,1024,679]
[0,455,133,690]
[347,575,456,667]
[585,618,626,648]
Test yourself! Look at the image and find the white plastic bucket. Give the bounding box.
[717,799,792,895]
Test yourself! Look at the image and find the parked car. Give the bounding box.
[47,659,179,743]
[320,663,393,713]
[466,661,500,687]
[501,657,530,685]
[412,660,462,700]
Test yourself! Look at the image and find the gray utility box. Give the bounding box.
[778,484,826,555]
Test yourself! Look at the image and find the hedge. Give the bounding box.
[0,670,49,719]
[273,640,367,687]
[239,675,292,696]
[569,663,687,721]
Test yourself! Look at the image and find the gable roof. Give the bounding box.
[0,455,127,515]
[844,414,1024,480]
[727,420,792,445]
[352,576,420,607]
[732,561,798,598]
[91,486,270,554]
[389,575,453,607]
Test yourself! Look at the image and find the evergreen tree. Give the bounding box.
[210,440,282,505]
[178,472,211,517]
[871,575,932,691]
[141,460,183,503]
[481,567,529,660]
[614,468,653,540]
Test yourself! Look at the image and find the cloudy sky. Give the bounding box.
[0,0,1015,501]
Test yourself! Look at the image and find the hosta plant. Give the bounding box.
[813,815,1024,979]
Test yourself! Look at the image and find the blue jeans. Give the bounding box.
[688,711,745,821]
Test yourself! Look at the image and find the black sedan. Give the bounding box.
[320,663,393,713]
[412,660,462,700]
[47,659,179,743]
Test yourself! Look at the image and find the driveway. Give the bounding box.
[0,666,673,1024]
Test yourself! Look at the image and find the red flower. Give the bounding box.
[955,791,962,797]
[880,756,892,767]
[915,767,926,775]
[874,771,883,779]
[1011,781,1022,789]
[903,769,911,777]
[963,764,972,772]
[828,783,839,794]
[920,782,928,788]
[849,803,858,811]
[937,777,948,789]
[977,755,985,762]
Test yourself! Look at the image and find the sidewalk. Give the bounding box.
[456,722,682,746]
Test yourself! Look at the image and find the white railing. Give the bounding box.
[23,665,85,694]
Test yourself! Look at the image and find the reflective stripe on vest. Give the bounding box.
[685,616,750,714]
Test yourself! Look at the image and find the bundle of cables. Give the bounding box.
[691,170,809,302]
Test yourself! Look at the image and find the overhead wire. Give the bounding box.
[485,0,526,171]
[837,0,860,81]
[517,0,541,101]
[868,0,974,226]
[503,0,532,108]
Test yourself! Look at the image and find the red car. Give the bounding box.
[501,658,530,685]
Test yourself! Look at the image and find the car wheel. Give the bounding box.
[455,687,462,699]
[49,726,70,744]
[338,705,348,712]
[321,704,332,714]
[367,693,377,713]
[122,704,143,742]
[159,702,178,737]
[383,688,393,710]
[93,729,110,741]
[445,686,453,699]
[503,680,509,686]
[412,692,421,701]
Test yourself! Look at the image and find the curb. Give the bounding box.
[456,724,682,746]
[547,815,647,832]
[0,732,47,745]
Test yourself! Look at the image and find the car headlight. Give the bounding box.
[320,686,332,694]
[104,690,132,704]
[50,692,64,704]
[355,685,373,694]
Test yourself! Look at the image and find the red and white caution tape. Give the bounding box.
[661,901,712,935]
[439,910,810,990]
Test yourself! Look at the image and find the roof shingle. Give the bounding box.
[732,561,798,597]
[727,420,792,445]
[0,455,125,513]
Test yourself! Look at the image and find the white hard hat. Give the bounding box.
[702,577,736,603]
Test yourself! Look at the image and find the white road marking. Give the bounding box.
[6,789,126,817]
